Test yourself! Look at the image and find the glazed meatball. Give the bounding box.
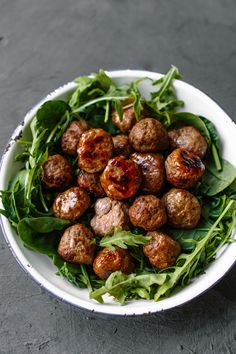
[58,224,96,265]
[61,119,89,156]
[77,170,105,197]
[90,197,130,236]
[168,126,208,158]
[112,134,132,157]
[100,156,142,200]
[129,118,169,152]
[53,187,90,220]
[77,128,113,173]
[143,231,181,269]
[162,188,201,229]
[129,195,167,231]
[93,247,135,280]
[131,152,165,193]
[165,148,205,188]
[112,99,137,133]
[41,154,73,190]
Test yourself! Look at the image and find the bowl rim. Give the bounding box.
[0,69,236,316]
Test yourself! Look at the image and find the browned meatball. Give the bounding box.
[168,126,208,158]
[131,152,165,193]
[93,247,135,280]
[143,231,181,269]
[77,128,113,173]
[90,197,130,236]
[41,154,73,190]
[53,187,90,220]
[165,148,205,188]
[129,118,169,152]
[100,156,142,200]
[112,134,132,157]
[112,99,137,133]
[129,195,167,231]
[61,119,89,156]
[162,188,201,229]
[58,224,96,265]
[77,170,105,197]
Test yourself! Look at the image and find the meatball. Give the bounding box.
[165,148,205,188]
[129,195,167,231]
[61,119,89,156]
[58,224,96,265]
[90,197,130,236]
[143,231,181,269]
[77,128,113,173]
[168,126,208,158]
[112,134,132,157]
[112,99,137,133]
[129,118,169,152]
[100,156,142,200]
[41,154,73,190]
[131,152,165,193]
[53,186,90,220]
[162,188,201,229]
[93,247,134,280]
[77,170,105,197]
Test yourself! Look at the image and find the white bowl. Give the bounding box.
[1,70,236,316]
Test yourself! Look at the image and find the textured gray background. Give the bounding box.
[0,0,236,353]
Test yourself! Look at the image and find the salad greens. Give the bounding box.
[99,228,151,251]
[0,66,235,305]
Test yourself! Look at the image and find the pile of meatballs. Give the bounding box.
[41,101,207,281]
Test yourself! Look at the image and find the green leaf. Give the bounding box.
[154,199,235,301]
[199,158,236,196]
[99,228,151,251]
[165,220,213,251]
[201,117,222,170]
[169,112,211,145]
[201,117,221,150]
[36,100,70,130]
[152,66,180,100]
[17,217,70,256]
[90,271,167,304]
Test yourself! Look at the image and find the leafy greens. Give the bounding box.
[0,66,235,305]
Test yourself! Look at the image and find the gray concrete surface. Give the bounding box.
[0,0,236,353]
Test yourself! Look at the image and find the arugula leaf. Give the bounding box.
[198,158,236,196]
[99,228,151,251]
[53,256,88,288]
[154,199,235,301]
[90,271,167,304]
[53,256,105,290]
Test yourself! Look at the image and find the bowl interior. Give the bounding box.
[1,70,236,316]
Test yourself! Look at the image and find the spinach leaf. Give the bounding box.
[99,228,151,251]
[36,100,70,130]
[201,116,222,170]
[201,117,221,150]
[17,217,70,256]
[169,112,211,145]
[165,220,213,251]
[198,158,236,196]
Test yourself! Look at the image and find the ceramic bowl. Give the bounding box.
[1,70,236,315]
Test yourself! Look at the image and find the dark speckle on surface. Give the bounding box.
[0,0,236,353]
